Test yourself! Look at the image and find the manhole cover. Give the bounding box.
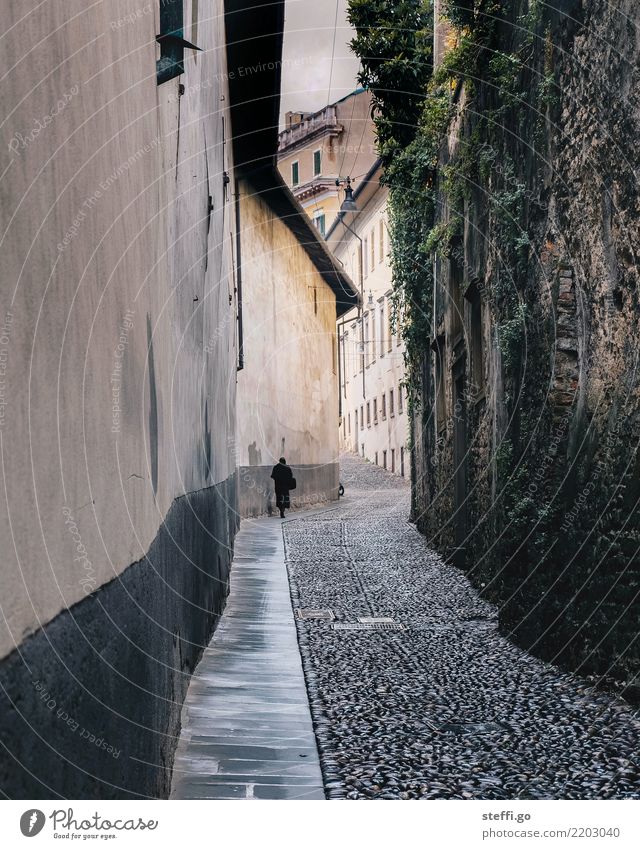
[357,616,396,624]
[438,721,509,735]
[332,622,405,631]
[295,608,335,621]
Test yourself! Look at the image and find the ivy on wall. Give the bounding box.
[349,0,640,688]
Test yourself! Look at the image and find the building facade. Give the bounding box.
[235,171,358,515]
[0,0,355,799]
[277,89,377,237]
[327,164,409,477]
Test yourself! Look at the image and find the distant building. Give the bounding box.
[233,172,358,515]
[326,162,409,477]
[277,89,377,237]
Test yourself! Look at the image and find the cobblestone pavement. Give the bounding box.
[283,454,640,800]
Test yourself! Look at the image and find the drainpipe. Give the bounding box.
[339,215,365,400]
[234,178,244,371]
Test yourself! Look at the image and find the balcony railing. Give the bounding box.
[278,106,342,152]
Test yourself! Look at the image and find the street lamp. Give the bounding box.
[339,177,358,213]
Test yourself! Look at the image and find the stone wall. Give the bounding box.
[0,479,238,798]
[238,463,339,517]
[413,0,640,683]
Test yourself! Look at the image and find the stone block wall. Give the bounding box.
[412,0,640,683]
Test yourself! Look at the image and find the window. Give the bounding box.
[370,312,376,362]
[370,230,375,269]
[382,393,386,420]
[389,388,395,416]
[468,284,485,396]
[360,405,364,429]
[383,450,387,470]
[366,402,371,427]
[191,0,199,50]
[400,447,405,477]
[364,318,370,367]
[363,239,368,277]
[434,337,445,431]
[351,324,357,377]
[313,149,322,176]
[379,304,385,357]
[391,448,395,473]
[291,161,299,186]
[313,210,326,237]
[156,0,186,85]
[450,248,464,341]
[348,413,351,434]
[398,385,404,414]
[373,398,378,424]
[387,297,393,352]
[355,409,358,432]
[379,219,385,262]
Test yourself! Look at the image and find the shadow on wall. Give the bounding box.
[0,477,238,799]
[238,463,339,517]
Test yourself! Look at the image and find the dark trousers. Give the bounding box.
[275,491,290,515]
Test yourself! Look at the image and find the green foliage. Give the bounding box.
[350,0,639,684]
[348,0,434,155]
[497,302,527,374]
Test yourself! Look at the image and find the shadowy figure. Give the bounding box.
[270,457,295,519]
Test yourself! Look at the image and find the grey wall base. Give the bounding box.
[238,463,339,518]
[0,476,238,799]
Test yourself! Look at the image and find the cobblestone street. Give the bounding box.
[284,454,640,800]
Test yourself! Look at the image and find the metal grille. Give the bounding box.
[357,616,396,624]
[438,721,508,735]
[295,608,335,621]
[332,622,405,631]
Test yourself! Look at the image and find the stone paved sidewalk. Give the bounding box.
[284,454,640,800]
[170,518,324,800]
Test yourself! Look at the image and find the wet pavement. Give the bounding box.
[172,454,640,800]
[284,454,640,800]
[170,518,324,799]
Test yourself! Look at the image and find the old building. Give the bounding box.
[234,170,358,515]
[0,0,355,798]
[327,163,409,476]
[225,6,358,517]
[277,89,377,237]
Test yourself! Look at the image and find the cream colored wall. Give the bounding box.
[236,181,339,470]
[332,188,410,474]
[0,0,237,659]
[278,90,376,230]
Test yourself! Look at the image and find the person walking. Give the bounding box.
[270,457,295,519]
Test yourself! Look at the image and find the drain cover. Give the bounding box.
[357,616,396,624]
[295,608,335,621]
[438,721,508,735]
[332,622,405,631]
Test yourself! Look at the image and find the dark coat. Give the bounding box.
[270,463,293,495]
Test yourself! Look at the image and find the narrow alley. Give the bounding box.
[173,455,640,801]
